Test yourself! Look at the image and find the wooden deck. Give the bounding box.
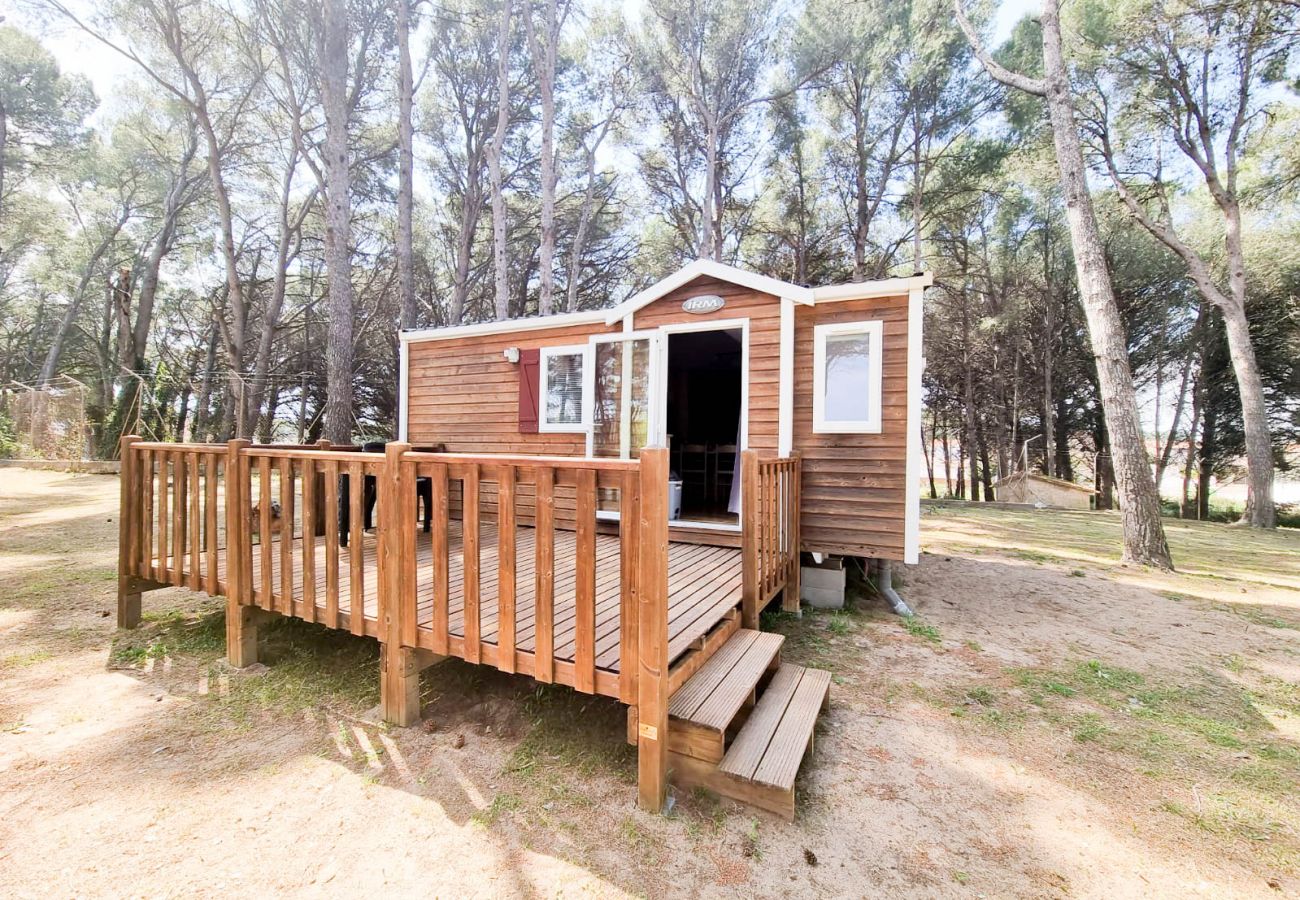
[119,440,802,814]
[161,523,742,676]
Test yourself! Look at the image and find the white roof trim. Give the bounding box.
[399,308,608,344]
[811,273,933,303]
[398,268,935,344]
[603,259,815,325]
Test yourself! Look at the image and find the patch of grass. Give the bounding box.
[110,609,226,666]
[0,649,54,670]
[1226,605,1300,631]
[506,684,634,784]
[902,615,941,644]
[965,686,995,706]
[825,612,852,636]
[1072,713,1107,743]
[471,792,520,827]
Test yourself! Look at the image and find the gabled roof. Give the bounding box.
[601,259,815,325]
[397,260,934,344]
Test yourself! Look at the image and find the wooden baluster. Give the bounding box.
[496,465,517,674]
[324,459,340,628]
[462,464,481,664]
[618,468,641,704]
[140,448,154,581]
[636,447,670,813]
[259,455,273,609]
[188,450,201,591]
[739,450,759,629]
[172,451,186,584]
[157,452,169,584]
[574,468,596,694]
[279,457,294,614]
[533,467,554,683]
[205,455,219,593]
[430,463,450,654]
[301,457,317,623]
[785,453,802,613]
[399,454,418,649]
[117,435,142,628]
[348,460,364,635]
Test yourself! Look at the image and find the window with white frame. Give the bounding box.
[813,320,883,433]
[539,345,589,432]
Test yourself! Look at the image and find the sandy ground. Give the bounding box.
[1,468,1298,898]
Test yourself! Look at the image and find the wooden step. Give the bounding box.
[669,629,784,733]
[720,664,830,789]
[667,662,831,820]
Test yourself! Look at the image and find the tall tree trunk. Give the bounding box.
[700,117,719,260]
[525,0,560,314]
[1156,343,1194,492]
[941,413,954,498]
[396,0,417,330]
[488,0,512,320]
[958,0,1172,567]
[192,316,218,441]
[39,216,128,386]
[321,0,355,444]
[1197,403,1217,521]
[0,96,7,226]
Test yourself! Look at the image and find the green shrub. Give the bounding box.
[0,408,17,459]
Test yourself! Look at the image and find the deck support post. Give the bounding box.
[636,446,670,813]
[227,604,261,668]
[117,435,142,628]
[224,439,256,667]
[379,442,423,726]
[740,449,760,629]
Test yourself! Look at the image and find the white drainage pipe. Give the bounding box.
[874,559,913,617]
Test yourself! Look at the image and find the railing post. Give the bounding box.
[636,446,670,813]
[225,438,258,667]
[313,439,331,535]
[740,449,760,629]
[380,441,422,726]
[117,434,142,628]
[784,452,802,614]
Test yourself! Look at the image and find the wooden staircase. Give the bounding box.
[664,628,831,820]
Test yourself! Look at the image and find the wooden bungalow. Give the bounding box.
[115,260,930,819]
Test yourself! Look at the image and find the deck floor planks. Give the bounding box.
[147,520,742,676]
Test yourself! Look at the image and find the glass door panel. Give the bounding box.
[591,336,653,459]
[589,333,659,517]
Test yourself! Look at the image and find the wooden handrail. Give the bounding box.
[740,450,802,626]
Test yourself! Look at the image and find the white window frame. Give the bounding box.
[538,343,592,433]
[813,319,884,434]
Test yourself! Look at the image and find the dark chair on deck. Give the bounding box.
[338,442,439,546]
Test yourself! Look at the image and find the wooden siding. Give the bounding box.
[404,277,915,562]
[629,275,780,453]
[793,294,910,560]
[406,320,619,527]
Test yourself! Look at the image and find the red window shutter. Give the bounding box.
[518,348,540,433]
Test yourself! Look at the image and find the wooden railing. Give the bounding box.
[740,450,802,627]
[117,439,230,626]
[393,449,648,703]
[116,437,742,813]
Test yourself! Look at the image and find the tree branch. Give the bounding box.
[954,1,1047,97]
